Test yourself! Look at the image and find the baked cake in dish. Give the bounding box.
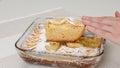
[16,17,104,68]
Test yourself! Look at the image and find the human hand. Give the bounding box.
[82,11,120,45]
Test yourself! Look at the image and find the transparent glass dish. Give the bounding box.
[15,17,105,68]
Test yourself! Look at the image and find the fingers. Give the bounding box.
[115,11,120,17]
[82,16,120,33]
[87,25,120,45]
[86,26,113,41]
[82,16,115,26]
[83,20,114,33]
[82,16,116,33]
[82,15,120,45]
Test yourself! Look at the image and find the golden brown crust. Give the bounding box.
[66,37,102,48]
[66,43,83,48]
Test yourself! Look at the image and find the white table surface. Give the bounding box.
[0,0,120,68]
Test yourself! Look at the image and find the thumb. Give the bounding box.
[115,11,120,17]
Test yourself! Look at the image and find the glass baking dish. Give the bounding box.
[15,17,105,68]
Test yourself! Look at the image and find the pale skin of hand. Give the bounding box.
[82,11,120,45]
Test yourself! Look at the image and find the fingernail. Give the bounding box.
[116,11,120,14]
[82,20,90,25]
[82,16,86,19]
[82,16,91,20]
[115,11,120,17]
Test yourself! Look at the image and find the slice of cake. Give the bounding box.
[67,37,102,48]
[45,17,85,42]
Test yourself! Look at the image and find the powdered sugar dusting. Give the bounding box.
[56,46,99,56]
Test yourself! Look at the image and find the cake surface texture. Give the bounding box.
[45,17,85,42]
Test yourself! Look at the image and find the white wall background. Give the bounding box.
[0,0,120,23]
